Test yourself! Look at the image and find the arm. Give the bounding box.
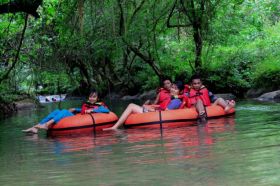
[153,93,160,104]
[92,106,110,113]
[81,104,88,114]
[68,108,81,113]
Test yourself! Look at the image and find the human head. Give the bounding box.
[175,71,188,83]
[170,81,184,96]
[161,76,172,90]
[88,89,98,104]
[191,74,202,90]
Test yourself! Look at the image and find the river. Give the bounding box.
[0,100,279,185]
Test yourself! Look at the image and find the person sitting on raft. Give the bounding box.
[104,81,184,130]
[175,77,218,104]
[22,89,110,134]
[144,76,172,110]
[187,75,235,122]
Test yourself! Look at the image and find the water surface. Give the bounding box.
[0,100,279,185]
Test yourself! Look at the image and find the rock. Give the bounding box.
[215,93,236,100]
[245,88,268,98]
[257,90,280,101]
[121,94,140,101]
[139,90,156,100]
[0,103,17,116]
[104,92,122,100]
[121,90,157,101]
[14,98,37,110]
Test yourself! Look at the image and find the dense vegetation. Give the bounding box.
[0,0,279,102]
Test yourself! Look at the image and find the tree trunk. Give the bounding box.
[77,0,84,34]
[193,25,203,73]
[0,14,29,83]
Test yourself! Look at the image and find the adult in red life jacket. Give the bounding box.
[187,75,212,122]
[22,90,109,134]
[104,81,184,130]
[188,78,235,113]
[187,75,236,122]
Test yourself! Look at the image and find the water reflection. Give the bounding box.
[35,116,235,163]
[2,100,280,185]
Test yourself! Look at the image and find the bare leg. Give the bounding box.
[214,98,235,112]
[22,125,39,134]
[213,98,227,107]
[35,119,55,130]
[195,99,205,115]
[225,100,235,112]
[104,103,143,130]
[195,99,207,123]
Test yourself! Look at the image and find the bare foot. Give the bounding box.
[22,127,38,134]
[225,100,236,113]
[103,126,119,131]
[35,124,48,130]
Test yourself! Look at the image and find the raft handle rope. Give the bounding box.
[159,110,163,135]
[88,113,96,133]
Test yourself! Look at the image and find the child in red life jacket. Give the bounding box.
[22,90,109,134]
[80,91,109,114]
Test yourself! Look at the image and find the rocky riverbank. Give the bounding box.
[246,88,280,102]
[0,96,38,118]
[256,90,280,101]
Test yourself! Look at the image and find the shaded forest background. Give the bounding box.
[0,0,279,103]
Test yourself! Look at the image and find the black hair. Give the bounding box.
[190,74,201,82]
[89,89,98,97]
[174,81,184,91]
[160,76,172,86]
[161,75,172,82]
[175,71,188,82]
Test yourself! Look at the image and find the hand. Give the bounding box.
[85,109,92,114]
[171,95,178,99]
[143,105,156,112]
[68,108,75,112]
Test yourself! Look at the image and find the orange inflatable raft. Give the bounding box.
[48,112,118,132]
[124,105,235,128]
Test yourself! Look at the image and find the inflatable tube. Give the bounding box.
[48,112,118,133]
[124,105,235,127]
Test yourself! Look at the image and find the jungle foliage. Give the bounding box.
[0,0,279,102]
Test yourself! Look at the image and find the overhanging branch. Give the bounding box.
[0,0,42,18]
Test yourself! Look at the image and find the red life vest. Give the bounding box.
[183,84,190,94]
[188,86,211,106]
[179,94,190,109]
[81,101,107,114]
[158,88,171,110]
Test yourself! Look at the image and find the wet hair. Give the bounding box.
[89,89,98,97]
[190,74,201,82]
[173,81,184,91]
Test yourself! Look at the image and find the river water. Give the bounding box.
[0,100,279,185]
